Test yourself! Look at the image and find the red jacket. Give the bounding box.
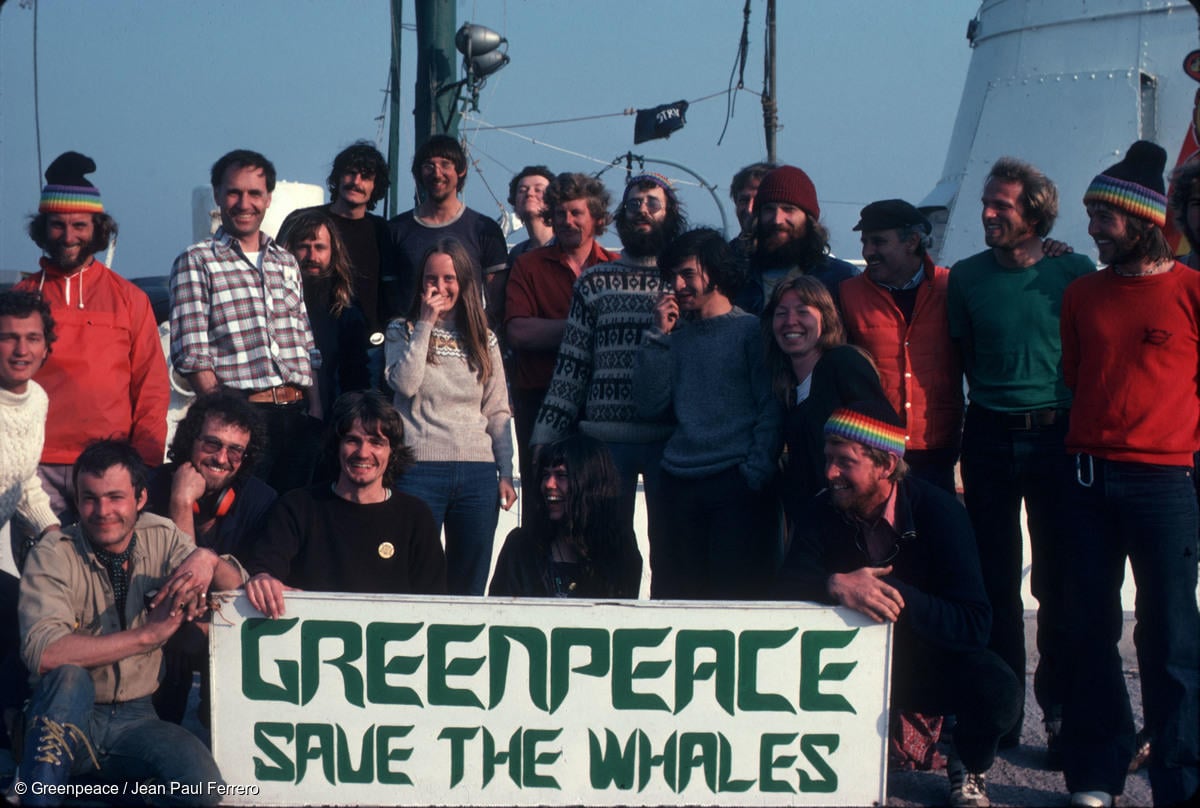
[840,256,963,452]
[16,258,168,465]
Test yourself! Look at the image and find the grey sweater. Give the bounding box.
[385,318,513,478]
[633,308,782,489]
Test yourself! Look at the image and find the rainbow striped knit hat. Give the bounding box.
[1082,140,1167,228]
[824,401,906,458]
[39,151,104,214]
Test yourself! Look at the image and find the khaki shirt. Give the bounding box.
[19,512,246,703]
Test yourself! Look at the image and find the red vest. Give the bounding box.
[840,257,963,451]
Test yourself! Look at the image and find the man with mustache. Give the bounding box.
[142,390,276,723]
[947,157,1095,761]
[388,135,509,327]
[774,401,1019,808]
[15,152,169,524]
[279,142,396,384]
[531,173,687,594]
[840,199,963,493]
[735,164,857,314]
[505,172,617,508]
[1057,141,1200,808]
[281,210,370,418]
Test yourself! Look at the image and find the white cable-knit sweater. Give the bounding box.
[0,381,57,533]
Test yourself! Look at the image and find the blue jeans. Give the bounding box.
[1060,457,1200,804]
[19,665,223,806]
[959,404,1071,736]
[603,440,668,596]
[397,461,499,595]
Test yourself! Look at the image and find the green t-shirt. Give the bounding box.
[947,250,1095,411]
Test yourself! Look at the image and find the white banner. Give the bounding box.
[209,593,892,806]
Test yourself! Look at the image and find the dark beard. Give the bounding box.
[753,233,810,270]
[617,217,667,259]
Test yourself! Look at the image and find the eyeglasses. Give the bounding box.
[197,437,246,462]
[623,196,665,215]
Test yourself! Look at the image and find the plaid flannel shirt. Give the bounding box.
[169,227,318,390]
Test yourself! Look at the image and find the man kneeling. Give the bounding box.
[17,440,246,806]
[772,401,1020,808]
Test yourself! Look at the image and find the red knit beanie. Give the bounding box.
[755,165,819,220]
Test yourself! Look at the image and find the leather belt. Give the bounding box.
[974,405,1067,431]
[247,384,305,405]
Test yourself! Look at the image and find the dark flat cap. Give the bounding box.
[853,198,930,233]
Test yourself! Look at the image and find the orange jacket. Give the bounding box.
[840,256,963,452]
[16,259,168,465]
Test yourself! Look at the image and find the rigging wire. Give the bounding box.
[32,0,43,180]
[461,89,732,133]
[718,0,752,146]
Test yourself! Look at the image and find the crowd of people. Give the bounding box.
[0,135,1197,808]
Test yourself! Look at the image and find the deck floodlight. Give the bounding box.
[469,49,510,78]
[456,24,505,58]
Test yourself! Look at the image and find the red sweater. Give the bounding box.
[15,259,168,465]
[840,256,963,452]
[1060,262,1200,465]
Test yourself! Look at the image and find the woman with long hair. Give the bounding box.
[489,434,642,598]
[763,272,889,515]
[385,238,516,594]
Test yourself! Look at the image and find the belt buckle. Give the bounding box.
[272,386,284,405]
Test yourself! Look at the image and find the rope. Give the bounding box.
[719,0,753,146]
[461,89,734,133]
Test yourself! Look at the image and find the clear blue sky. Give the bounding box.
[0,0,976,278]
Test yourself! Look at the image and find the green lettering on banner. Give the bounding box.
[612,628,671,711]
[438,726,480,787]
[252,722,295,781]
[550,627,610,714]
[588,729,636,790]
[482,727,521,788]
[376,725,414,785]
[522,728,563,789]
[737,629,797,713]
[798,733,839,792]
[758,732,798,793]
[428,624,485,708]
[334,724,374,784]
[677,732,718,792]
[674,629,735,716]
[242,618,300,703]
[636,729,677,792]
[301,620,364,707]
[489,626,548,711]
[717,733,754,792]
[799,629,858,713]
[295,723,335,784]
[366,622,423,705]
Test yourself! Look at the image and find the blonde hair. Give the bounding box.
[761,272,847,405]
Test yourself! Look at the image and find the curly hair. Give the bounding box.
[326,391,414,487]
[1170,157,1200,242]
[328,141,390,210]
[658,227,745,297]
[0,290,57,358]
[542,172,612,236]
[168,390,268,481]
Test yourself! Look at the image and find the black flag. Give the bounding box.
[634,100,689,144]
